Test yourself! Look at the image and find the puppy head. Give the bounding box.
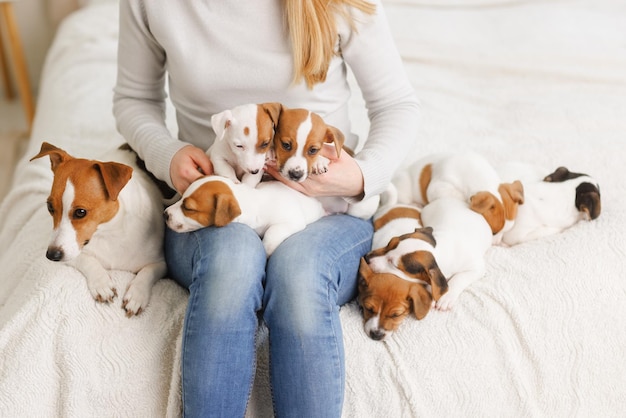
[30,142,133,262]
[357,258,432,341]
[164,176,242,233]
[544,167,601,220]
[211,103,281,175]
[273,107,344,182]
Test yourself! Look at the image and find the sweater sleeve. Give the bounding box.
[340,0,421,199]
[113,0,188,188]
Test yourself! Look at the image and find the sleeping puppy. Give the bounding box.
[209,102,281,187]
[164,175,326,256]
[270,105,379,219]
[357,258,433,341]
[496,164,601,246]
[30,142,167,317]
[371,203,422,251]
[363,196,492,335]
[392,152,524,244]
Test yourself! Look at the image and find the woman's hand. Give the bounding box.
[170,145,213,193]
[265,144,364,199]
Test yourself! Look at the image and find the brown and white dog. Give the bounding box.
[392,151,524,244]
[360,197,492,340]
[371,202,422,251]
[271,106,379,219]
[209,102,281,187]
[496,164,601,246]
[30,142,167,316]
[164,175,326,256]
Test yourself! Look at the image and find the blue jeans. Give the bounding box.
[165,214,373,418]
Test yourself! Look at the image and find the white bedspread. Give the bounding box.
[1,1,625,417]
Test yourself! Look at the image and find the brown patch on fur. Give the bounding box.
[419,164,432,204]
[181,180,242,227]
[576,182,601,220]
[256,102,282,153]
[544,166,587,182]
[373,206,422,231]
[396,250,448,301]
[243,126,250,136]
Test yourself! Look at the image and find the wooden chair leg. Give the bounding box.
[0,3,35,131]
[0,23,15,99]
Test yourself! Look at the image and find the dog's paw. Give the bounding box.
[434,292,458,311]
[88,279,117,304]
[122,280,152,317]
[311,156,330,174]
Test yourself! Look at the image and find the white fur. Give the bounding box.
[209,103,268,187]
[500,175,598,246]
[165,176,327,256]
[50,147,167,316]
[368,197,492,311]
[371,203,422,251]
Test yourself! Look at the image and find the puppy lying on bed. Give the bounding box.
[30,142,167,316]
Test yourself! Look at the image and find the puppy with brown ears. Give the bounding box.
[270,105,379,219]
[357,258,433,341]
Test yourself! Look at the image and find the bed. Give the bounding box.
[1,0,625,416]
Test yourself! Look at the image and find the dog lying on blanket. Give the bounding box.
[30,142,167,316]
[392,151,524,244]
[164,175,326,256]
[359,197,492,340]
[496,164,601,246]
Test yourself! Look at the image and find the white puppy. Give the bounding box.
[209,102,281,187]
[164,176,326,256]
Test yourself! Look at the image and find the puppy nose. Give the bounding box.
[250,169,259,175]
[46,247,64,262]
[288,168,304,181]
[369,329,386,341]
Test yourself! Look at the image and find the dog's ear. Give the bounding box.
[358,257,373,288]
[498,180,525,220]
[324,125,345,158]
[408,284,432,320]
[260,102,282,126]
[211,110,233,141]
[469,191,504,234]
[30,142,72,171]
[213,192,242,227]
[426,263,448,301]
[94,161,133,201]
[575,182,601,220]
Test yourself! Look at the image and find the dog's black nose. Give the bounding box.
[250,169,259,175]
[46,247,64,262]
[369,329,386,341]
[288,169,304,181]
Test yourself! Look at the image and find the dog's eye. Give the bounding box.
[281,141,292,151]
[307,147,319,156]
[236,144,245,150]
[259,141,270,150]
[182,203,196,213]
[73,208,87,219]
[389,311,406,319]
[46,201,54,214]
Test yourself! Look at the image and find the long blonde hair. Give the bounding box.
[285,0,376,89]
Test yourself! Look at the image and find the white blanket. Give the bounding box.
[1,1,625,416]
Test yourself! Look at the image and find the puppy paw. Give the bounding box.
[122,280,152,317]
[434,292,458,311]
[311,156,330,174]
[87,277,117,304]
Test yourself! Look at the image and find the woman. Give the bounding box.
[113,0,420,416]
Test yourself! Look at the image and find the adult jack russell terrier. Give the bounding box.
[209,102,281,187]
[164,176,326,256]
[392,152,524,243]
[496,164,601,246]
[30,142,167,316]
[270,105,379,219]
[361,197,492,340]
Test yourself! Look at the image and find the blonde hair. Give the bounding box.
[285,0,376,89]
